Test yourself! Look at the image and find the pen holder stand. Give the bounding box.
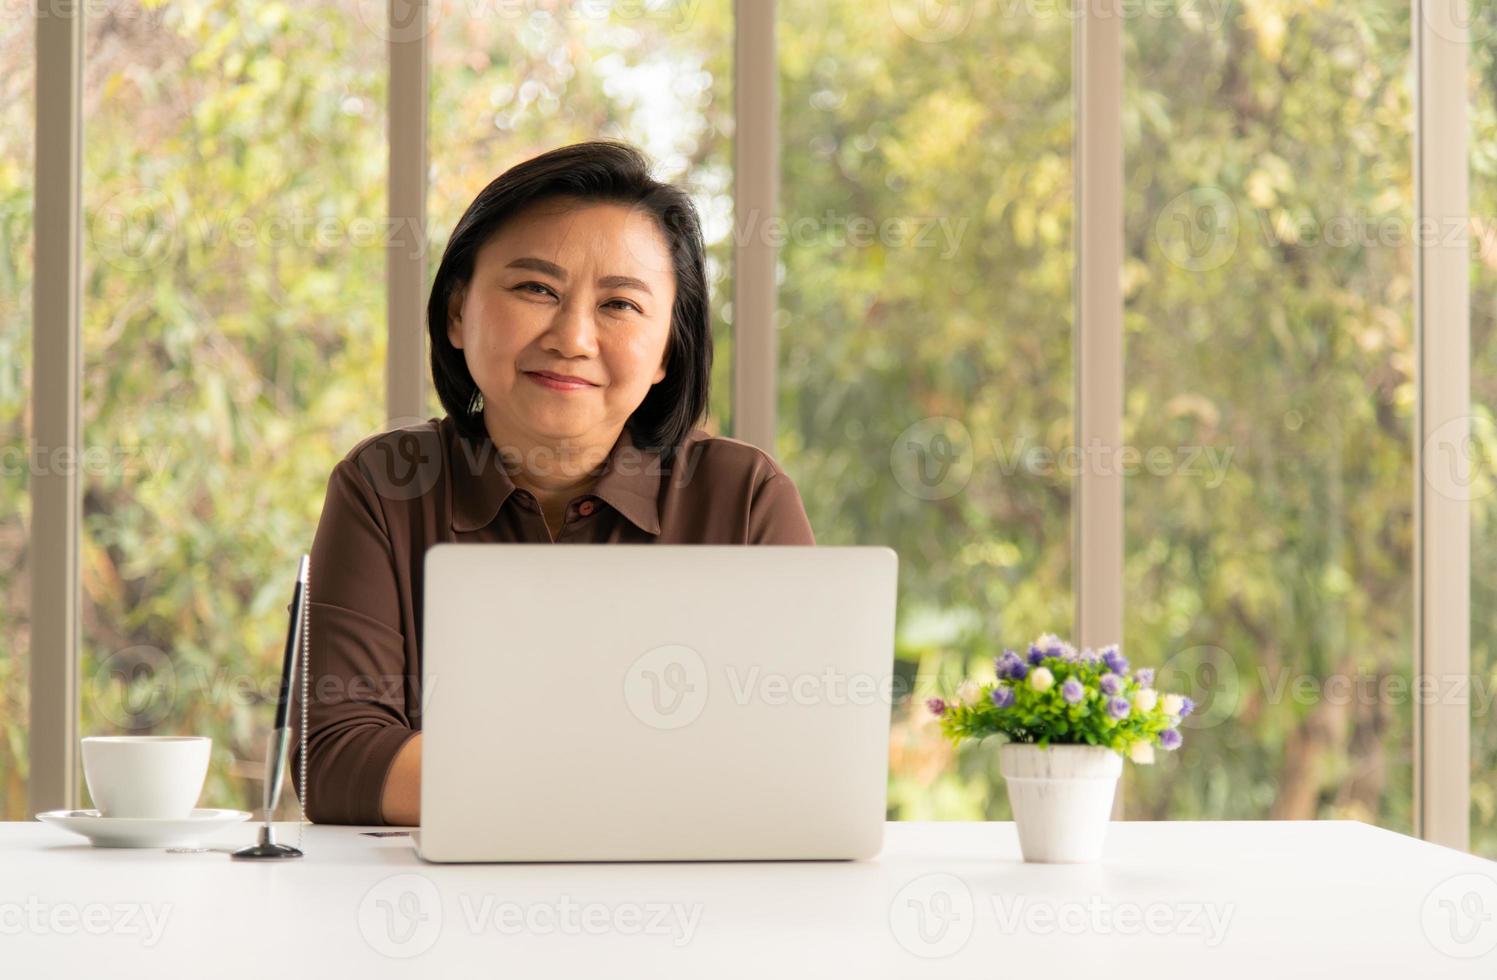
[232,728,306,860]
[232,815,304,860]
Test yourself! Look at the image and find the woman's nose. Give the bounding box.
[541,297,600,357]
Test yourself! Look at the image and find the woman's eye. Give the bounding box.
[514,283,637,313]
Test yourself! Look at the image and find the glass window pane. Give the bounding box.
[1125,1,1414,828]
[81,0,386,811]
[778,4,1074,819]
[426,1,734,429]
[1470,0,1497,858]
[0,8,32,819]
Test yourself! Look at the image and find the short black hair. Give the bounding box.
[427,140,711,464]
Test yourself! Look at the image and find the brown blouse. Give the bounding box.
[294,415,815,824]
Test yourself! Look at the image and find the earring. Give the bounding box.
[467,389,484,415]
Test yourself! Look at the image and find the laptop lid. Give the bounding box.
[417,545,898,862]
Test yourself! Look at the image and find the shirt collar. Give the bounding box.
[448,418,663,535]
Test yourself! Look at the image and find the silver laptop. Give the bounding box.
[415,544,898,863]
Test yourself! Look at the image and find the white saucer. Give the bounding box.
[37,808,252,849]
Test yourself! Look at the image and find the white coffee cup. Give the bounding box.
[81,736,211,819]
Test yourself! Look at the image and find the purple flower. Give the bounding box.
[1180,696,1195,717]
[926,697,946,716]
[1101,645,1128,675]
[1100,672,1123,695]
[1027,645,1047,666]
[1061,678,1084,704]
[990,686,1015,709]
[1107,696,1130,720]
[995,650,1028,681]
[1134,667,1155,688]
[1159,728,1183,750]
[1079,647,1100,666]
[995,650,1028,680]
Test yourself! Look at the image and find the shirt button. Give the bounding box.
[578,499,596,517]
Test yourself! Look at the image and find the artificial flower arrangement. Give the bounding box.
[925,633,1193,760]
[924,634,1195,863]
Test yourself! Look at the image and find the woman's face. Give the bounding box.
[447,197,676,448]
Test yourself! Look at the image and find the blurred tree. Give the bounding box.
[1122,0,1415,829]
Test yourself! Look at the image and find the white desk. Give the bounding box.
[3,819,1493,978]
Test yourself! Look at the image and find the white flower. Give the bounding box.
[1128,741,1156,764]
[1132,688,1159,712]
[955,679,982,706]
[1032,633,1077,661]
[1161,693,1185,717]
[1029,666,1055,693]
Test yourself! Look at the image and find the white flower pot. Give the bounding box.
[999,743,1123,863]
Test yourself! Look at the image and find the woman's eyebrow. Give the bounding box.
[506,256,653,296]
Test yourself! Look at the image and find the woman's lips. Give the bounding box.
[524,370,598,392]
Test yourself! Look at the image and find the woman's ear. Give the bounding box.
[446,283,467,349]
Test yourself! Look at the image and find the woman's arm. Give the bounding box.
[380,732,422,826]
[293,455,420,825]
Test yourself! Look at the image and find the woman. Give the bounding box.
[297,142,814,826]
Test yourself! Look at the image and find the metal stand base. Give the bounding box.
[231,823,304,860]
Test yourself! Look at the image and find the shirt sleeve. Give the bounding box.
[291,457,418,825]
[747,472,817,545]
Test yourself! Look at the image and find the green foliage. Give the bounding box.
[1120,0,1418,830]
[934,640,1186,761]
